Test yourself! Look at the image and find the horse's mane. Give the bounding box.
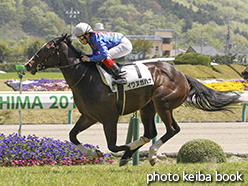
[62,34,87,59]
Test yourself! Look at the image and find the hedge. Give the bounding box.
[174,53,211,66]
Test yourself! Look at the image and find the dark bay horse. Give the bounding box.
[242,67,248,80]
[25,34,240,166]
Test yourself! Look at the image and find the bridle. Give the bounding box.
[34,39,60,72]
[32,37,90,89]
[34,39,83,72]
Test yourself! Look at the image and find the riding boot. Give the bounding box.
[109,63,127,84]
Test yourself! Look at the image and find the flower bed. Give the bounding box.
[5,78,248,92]
[0,133,114,167]
[5,79,71,91]
[201,79,248,91]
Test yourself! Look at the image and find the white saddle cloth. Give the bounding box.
[96,63,154,92]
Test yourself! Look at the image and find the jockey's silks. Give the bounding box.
[103,58,115,68]
[89,32,124,62]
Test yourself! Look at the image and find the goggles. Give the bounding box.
[77,34,87,41]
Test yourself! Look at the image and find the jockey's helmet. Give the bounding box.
[74,22,93,39]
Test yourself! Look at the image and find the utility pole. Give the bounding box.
[175,32,178,56]
[66,7,80,34]
[225,14,231,54]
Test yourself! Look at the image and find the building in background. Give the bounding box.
[186,46,223,56]
[94,23,110,32]
[126,29,174,59]
[171,48,186,56]
[92,23,175,59]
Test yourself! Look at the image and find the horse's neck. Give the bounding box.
[58,45,84,88]
[59,43,97,91]
[59,57,95,91]
[60,64,85,89]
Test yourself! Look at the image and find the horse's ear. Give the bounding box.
[64,34,72,44]
[62,33,72,40]
[62,33,68,39]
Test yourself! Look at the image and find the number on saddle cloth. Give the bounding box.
[96,63,154,93]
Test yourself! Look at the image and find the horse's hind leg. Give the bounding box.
[148,110,180,166]
[120,101,157,166]
[69,114,104,157]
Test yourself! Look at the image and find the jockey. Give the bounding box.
[74,22,133,84]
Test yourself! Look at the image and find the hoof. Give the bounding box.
[149,157,157,166]
[95,149,104,157]
[119,159,129,167]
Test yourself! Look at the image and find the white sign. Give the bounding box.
[0,93,75,110]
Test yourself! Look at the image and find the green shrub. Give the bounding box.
[0,62,22,72]
[174,53,211,66]
[177,139,227,163]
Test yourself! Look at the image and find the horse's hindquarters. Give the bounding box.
[241,67,248,80]
[123,86,153,115]
[151,63,189,110]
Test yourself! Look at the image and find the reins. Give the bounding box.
[37,36,90,89]
[58,40,91,89]
[56,42,83,69]
[69,63,91,89]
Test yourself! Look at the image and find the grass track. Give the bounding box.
[0,159,247,186]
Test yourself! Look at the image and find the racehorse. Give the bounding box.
[241,67,248,80]
[25,34,240,166]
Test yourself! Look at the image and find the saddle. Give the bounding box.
[96,62,154,92]
[96,62,154,115]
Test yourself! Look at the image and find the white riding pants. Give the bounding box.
[108,36,132,60]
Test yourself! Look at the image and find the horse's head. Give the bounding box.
[241,66,248,80]
[25,34,71,75]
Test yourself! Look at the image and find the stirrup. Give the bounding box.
[113,78,127,84]
[118,70,127,76]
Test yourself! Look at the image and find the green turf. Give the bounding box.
[0,72,64,80]
[0,158,247,186]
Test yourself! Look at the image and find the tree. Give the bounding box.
[130,38,153,60]
[25,38,45,59]
[0,0,17,24]
[8,44,27,63]
[182,17,193,33]
[0,40,9,63]
[211,54,237,65]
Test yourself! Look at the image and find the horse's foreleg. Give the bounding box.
[126,136,150,150]
[103,121,130,153]
[69,114,104,157]
[77,144,104,157]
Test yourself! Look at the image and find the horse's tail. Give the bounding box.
[185,75,240,111]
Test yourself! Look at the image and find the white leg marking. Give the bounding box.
[77,144,98,157]
[126,136,150,150]
[149,139,163,161]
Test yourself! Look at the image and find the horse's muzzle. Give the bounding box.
[25,63,31,71]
